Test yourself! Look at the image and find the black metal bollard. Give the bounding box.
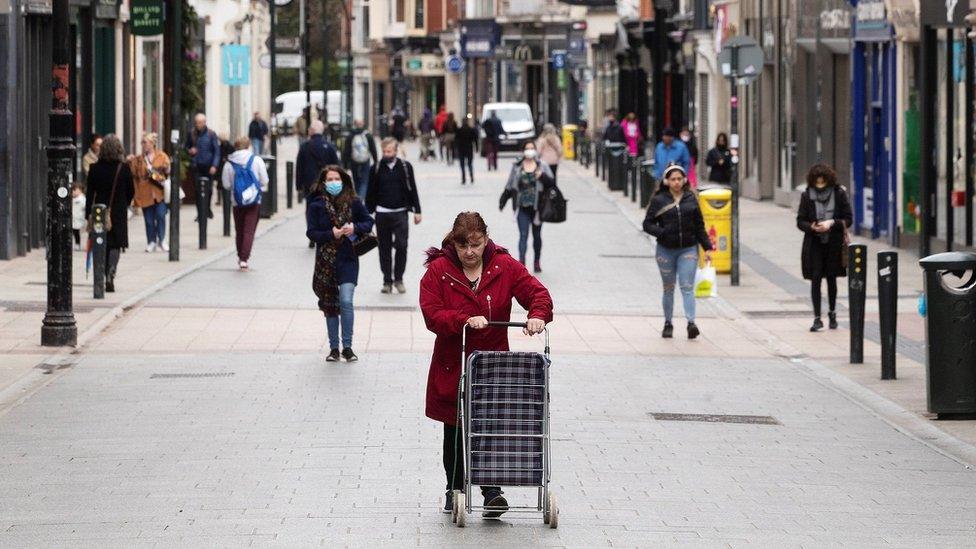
[196,176,210,250]
[602,145,610,182]
[849,244,867,364]
[622,157,630,198]
[286,161,294,209]
[91,203,107,299]
[640,160,655,208]
[222,187,231,237]
[630,156,641,202]
[878,251,898,380]
[594,141,601,177]
[260,155,277,218]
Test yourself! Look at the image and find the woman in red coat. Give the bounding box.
[420,211,554,518]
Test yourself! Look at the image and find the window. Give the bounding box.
[414,0,424,29]
[360,3,369,48]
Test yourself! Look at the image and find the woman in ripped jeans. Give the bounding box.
[642,164,713,339]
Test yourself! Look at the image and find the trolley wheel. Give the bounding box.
[548,493,559,529]
[543,491,551,524]
[454,492,466,528]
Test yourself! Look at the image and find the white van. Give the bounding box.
[273,90,345,129]
[480,102,536,150]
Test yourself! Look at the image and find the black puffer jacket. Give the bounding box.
[642,189,713,251]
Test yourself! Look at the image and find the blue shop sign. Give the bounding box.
[854,1,892,41]
[460,19,501,59]
[446,56,466,74]
[221,45,250,86]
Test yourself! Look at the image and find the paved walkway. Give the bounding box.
[1,142,975,547]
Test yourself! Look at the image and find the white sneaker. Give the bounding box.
[158,240,169,252]
[239,261,248,271]
[145,242,156,253]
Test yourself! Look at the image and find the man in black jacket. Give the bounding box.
[341,119,378,198]
[248,112,269,155]
[481,111,503,170]
[454,116,479,184]
[296,120,340,247]
[365,138,422,294]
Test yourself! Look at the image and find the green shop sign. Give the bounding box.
[131,0,165,36]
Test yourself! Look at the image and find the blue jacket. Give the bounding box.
[305,195,375,285]
[185,126,222,169]
[653,140,691,179]
[296,134,340,194]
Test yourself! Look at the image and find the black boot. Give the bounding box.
[810,317,824,332]
[828,312,838,330]
[662,322,674,339]
[687,322,700,339]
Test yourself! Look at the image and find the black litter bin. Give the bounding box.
[607,143,627,191]
[260,154,277,219]
[919,251,976,416]
[640,160,655,208]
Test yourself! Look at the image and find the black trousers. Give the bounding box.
[376,211,409,285]
[458,153,474,183]
[443,423,498,495]
[550,163,558,185]
[811,276,838,318]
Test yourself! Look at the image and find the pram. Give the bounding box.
[419,132,436,161]
[451,322,558,528]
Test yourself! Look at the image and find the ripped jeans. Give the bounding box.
[656,245,699,323]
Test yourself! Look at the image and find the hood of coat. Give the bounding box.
[424,239,509,270]
[227,149,254,165]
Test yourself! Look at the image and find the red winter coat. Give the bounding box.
[419,240,554,425]
[434,109,448,135]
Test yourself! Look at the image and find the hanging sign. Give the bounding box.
[221,45,251,86]
[130,0,165,36]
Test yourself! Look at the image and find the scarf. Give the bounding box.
[810,186,835,244]
[312,195,352,317]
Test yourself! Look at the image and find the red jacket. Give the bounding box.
[419,240,554,425]
[434,109,448,135]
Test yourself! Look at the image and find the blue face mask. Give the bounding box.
[325,181,343,196]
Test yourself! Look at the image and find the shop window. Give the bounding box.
[141,39,163,136]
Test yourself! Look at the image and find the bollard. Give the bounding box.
[640,160,655,208]
[622,157,630,198]
[878,251,898,380]
[602,144,609,182]
[630,156,641,202]
[286,161,294,209]
[849,244,867,364]
[607,145,627,192]
[594,141,602,177]
[91,203,107,299]
[196,176,210,250]
[222,187,231,237]
[260,155,277,218]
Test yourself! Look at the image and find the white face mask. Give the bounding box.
[680,135,690,142]
[523,150,538,160]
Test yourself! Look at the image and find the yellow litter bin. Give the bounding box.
[698,188,732,273]
[562,124,577,160]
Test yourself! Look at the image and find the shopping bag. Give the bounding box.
[694,262,718,298]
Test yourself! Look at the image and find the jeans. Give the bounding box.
[443,423,498,495]
[326,282,356,349]
[352,162,371,198]
[142,202,167,244]
[232,204,261,262]
[516,208,542,263]
[656,245,699,323]
[376,211,409,285]
[251,138,264,155]
[458,153,473,183]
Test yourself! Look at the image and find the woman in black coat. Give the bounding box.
[85,134,135,293]
[796,163,853,332]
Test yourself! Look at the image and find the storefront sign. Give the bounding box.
[23,0,52,14]
[854,1,891,41]
[920,0,971,27]
[445,56,465,74]
[221,45,250,86]
[403,54,445,77]
[370,53,390,81]
[130,0,164,36]
[797,0,852,39]
[460,19,501,59]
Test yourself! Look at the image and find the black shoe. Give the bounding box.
[308,240,315,249]
[342,348,358,362]
[662,322,673,339]
[105,279,115,293]
[443,491,453,514]
[810,318,824,332]
[687,322,700,339]
[326,348,340,362]
[482,490,508,519]
[828,312,838,330]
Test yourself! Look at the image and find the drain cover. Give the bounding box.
[650,412,780,425]
[150,372,235,379]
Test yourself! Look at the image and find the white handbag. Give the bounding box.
[162,178,185,204]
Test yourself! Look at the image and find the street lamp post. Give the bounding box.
[41,0,78,347]
[168,0,183,262]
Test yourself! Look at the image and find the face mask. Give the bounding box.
[325,181,343,196]
[523,150,537,159]
[680,135,690,142]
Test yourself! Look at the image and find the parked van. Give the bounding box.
[480,102,536,150]
[273,90,345,130]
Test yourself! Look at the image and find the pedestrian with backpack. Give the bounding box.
[342,119,378,198]
[222,137,269,271]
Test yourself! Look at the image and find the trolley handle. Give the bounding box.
[461,322,550,359]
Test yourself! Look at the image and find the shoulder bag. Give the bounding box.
[87,164,122,233]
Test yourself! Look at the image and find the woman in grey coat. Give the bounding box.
[498,140,555,273]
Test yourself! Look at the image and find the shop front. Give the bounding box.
[851,0,897,242]
[919,0,975,255]
[403,53,445,121]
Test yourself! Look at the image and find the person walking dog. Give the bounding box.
[420,211,554,517]
[796,163,853,332]
[365,138,422,294]
[307,165,375,362]
[221,137,269,271]
[642,164,712,339]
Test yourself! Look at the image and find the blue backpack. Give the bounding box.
[231,155,261,206]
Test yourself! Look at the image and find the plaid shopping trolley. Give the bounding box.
[451,321,558,528]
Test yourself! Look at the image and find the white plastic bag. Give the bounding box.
[694,262,718,298]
